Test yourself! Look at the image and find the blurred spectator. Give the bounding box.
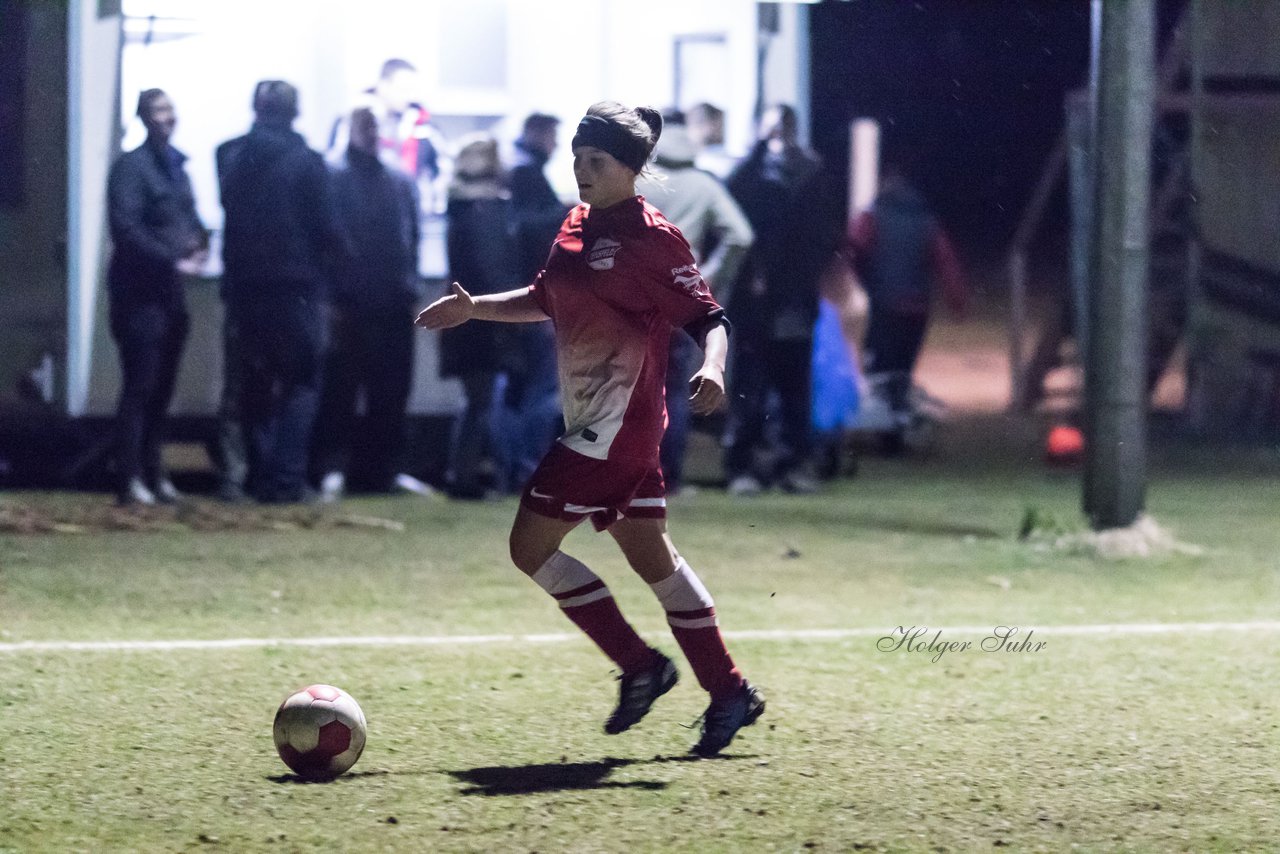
[216,80,341,503]
[312,107,424,501]
[509,113,567,281]
[722,104,841,495]
[638,109,753,494]
[842,160,967,421]
[687,102,736,180]
[211,287,250,502]
[440,135,519,499]
[106,88,208,506]
[499,112,568,492]
[328,58,451,219]
[811,252,870,478]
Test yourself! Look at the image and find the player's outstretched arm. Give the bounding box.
[415,283,549,329]
[415,282,475,329]
[689,323,728,416]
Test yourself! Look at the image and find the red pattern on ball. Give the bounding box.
[316,720,353,755]
[306,685,341,701]
[277,744,336,780]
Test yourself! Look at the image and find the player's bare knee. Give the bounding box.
[508,530,551,576]
[507,535,534,575]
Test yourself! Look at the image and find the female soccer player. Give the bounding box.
[416,101,763,756]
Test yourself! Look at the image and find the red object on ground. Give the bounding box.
[1046,425,1084,461]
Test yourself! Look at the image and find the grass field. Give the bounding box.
[3,422,1280,852]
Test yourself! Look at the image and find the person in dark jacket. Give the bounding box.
[499,113,567,492]
[843,161,967,417]
[216,80,341,503]
[722,104,841,495]
[509,113,567,284]
[439,135,519,499]
[107,88,208,506]
[312,107,422,499]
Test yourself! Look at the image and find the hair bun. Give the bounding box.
[634,106,663,145]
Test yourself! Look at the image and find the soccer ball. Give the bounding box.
[273,684,367,780]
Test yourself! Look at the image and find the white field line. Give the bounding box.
[2,621,1279,654]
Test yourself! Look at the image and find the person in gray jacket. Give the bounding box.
[638,110,753,494]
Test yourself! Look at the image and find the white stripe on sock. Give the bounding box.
[649,559,716,615]
[530,551,605,597]
[667,614,720,630]
[557,587,614,609]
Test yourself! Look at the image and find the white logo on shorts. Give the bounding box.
[529,486,555,500]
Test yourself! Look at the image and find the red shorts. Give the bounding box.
[520,442,667,531]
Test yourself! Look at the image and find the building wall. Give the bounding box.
[1195,103,1280,274]
[1194,0,1280,274]
[0,3,69,428]
[1200,0,1280,79]
[71,0,122,417]
[1186,0,1280,436]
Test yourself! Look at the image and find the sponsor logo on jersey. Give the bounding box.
[588,237,622,271]
[671,263,705,294]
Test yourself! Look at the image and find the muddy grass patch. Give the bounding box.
[0,498,405,535]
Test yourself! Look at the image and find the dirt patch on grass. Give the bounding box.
[0,499,405,535]
[1023,512,1204,559]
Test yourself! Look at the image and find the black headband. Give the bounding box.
[571,114,649,173]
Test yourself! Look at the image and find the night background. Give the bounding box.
[809,0,1184,263]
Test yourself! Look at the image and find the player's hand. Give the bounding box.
[688,366,726,416]
[415,282,475,330]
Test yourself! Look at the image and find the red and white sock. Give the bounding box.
[530,551,658,674]
[649,558,744,701]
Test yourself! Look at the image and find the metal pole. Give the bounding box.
[1008,250,1026,409]
[1083,0,1156,529]
[1066,91,1093,367]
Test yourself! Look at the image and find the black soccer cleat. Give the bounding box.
[604,652,679,735]
[691,682,765,757]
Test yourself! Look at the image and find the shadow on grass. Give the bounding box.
[267,769,392,785]
[447,753,759,796]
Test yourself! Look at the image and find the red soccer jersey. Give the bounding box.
[529,196,723,463]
